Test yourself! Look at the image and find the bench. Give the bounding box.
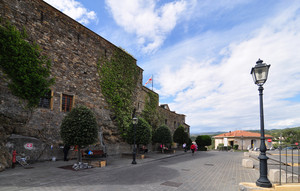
[81,150,106,159]
[139,147,148,154]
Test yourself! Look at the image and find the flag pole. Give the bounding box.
[152,74,153,91]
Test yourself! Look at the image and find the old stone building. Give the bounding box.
[159,104,189,134]
[0,0,189,170]
[137,87,189,134]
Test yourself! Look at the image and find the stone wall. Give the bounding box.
[0,0,189,170]
[158,105,187,134]
[137,87,189,135]
[0,0,143,168]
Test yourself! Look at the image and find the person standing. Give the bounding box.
[63,144,70,161]
[190,144,196,155]
[183,143,187,152]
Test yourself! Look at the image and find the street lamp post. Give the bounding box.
[132,116,138,164]
[250,59,272,188]
[241,135,244,151]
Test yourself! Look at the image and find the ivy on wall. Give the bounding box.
[97,48,139,138]
[142,91,162,130]
[0,20,55,108]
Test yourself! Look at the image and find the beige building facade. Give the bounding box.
[214,130,273,150]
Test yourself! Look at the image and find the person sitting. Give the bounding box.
[142,145,148,153]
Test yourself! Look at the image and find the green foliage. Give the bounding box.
[173,125,189,145]
[217,144,232,151]
[126,117,152,146]
[97,48,139,137]
[208,137,215,150]
[141,91,162,129]
[233,144,239,150]
[187,138,193,150]
[272,143,279,149]
[281,128,300,144]
[152,124,172,145]
[198,147,207,151]
[195,135,212,149]
[60,105,98,147]
[0,20,55,108]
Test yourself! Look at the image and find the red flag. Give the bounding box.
[145,76,152,85]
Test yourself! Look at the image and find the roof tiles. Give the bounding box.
[214,130,272,138]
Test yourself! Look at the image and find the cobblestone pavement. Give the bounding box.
[0,151,259,191]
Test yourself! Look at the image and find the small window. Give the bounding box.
[61,94,74,112]
[165,119,167,125]
[174,121,176,129]
[38,90,52,109]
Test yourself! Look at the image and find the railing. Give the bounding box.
[276,144,300,185]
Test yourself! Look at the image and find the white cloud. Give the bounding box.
[147,3,300,133]
[105,0,191,53]
[44,0,97,25]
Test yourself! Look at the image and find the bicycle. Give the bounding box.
[16,154,30,167]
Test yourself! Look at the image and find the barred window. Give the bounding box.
[61,94,73,112]
[38,90,52,109]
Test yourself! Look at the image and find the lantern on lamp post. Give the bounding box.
[250,59,272,188]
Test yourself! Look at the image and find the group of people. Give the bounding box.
[182,142,198,155]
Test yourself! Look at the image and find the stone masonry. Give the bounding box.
[0,0,189,170]
[0,0,143,167]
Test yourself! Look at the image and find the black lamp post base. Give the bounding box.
[256,180,272,188]
[132,152,137,164]
[132,160,137,164]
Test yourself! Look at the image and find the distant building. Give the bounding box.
[158,104,190,135]
[214,130,273,150]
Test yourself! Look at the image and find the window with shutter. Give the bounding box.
[62,94,73,112]
[38,90,52,109]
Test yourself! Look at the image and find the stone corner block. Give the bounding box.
[281,173,299,183]
[268,169,286,183]
[239,182,274,191]
[242,159,254,168]
[244,152,250,157]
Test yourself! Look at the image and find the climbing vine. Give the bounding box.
[0,19,55,108]
[142,91,162,130]
[97,48,139,138]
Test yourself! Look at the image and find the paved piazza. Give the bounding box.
[0,151,259,191]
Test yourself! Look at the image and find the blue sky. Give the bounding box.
[44,0,300,134]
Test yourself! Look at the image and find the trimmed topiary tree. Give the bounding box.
[195,135,212,151]
[173,125,189,146]
[126,117,152,152]
[60,105,98,162]
[153,124,172,153]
